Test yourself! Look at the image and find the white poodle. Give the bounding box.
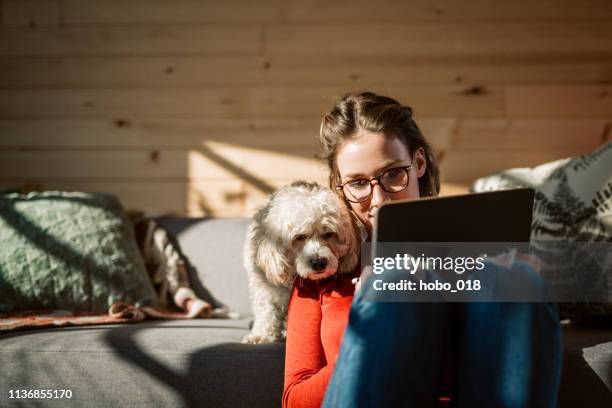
[242,180,361,344]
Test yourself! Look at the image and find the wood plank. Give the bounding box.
[439,150,594,184]
[0,87,337,118]
[62,0,285,24]
[186,178,246,217]
[454,119,606,151]
[2,0,60,26]
[242,177,329,216]
[288,0,612,22]
[188,143,328,180]
[0,149,191,179]
[0,55,268,88]
[0,25,261,56]
[413,118,456,152]
[0,86,503,118]
[9,0,612,27]
[438,183,470,197]
[0,178,285,217]
[3,56,612,88]
[506,86,612,118]
[0,179,188,215]
[0,145,328,180]
[0,118,322,150]
[0,117,455,151]
[266,22,612,58]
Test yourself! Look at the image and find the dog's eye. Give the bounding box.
[294,234,307,242]
[323,231,336,239]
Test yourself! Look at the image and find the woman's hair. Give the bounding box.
[318,91,440,198]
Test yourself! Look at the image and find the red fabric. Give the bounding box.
[282,269,454,408]
[282,269,358,408]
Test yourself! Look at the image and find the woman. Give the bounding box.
[283,91,562,408]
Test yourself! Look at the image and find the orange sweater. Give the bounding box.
[282,268,359,408]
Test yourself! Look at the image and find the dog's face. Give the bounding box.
[287,214,348,281]
[257,183,360,285]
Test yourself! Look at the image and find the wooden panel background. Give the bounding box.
[1,0,610,216]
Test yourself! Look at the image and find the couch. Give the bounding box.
[1,216,611,407]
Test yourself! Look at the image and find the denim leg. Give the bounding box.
[455,261,562,408]
[323,269,451,408]
[323,262,562,408]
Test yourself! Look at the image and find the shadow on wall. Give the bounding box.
[191,143,278,217]
[2,140,290,218]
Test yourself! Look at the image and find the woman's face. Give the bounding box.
[336,131,427,237]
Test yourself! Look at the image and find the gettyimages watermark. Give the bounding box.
[358,242,612,302]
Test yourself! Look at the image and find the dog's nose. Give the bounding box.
[311,258,328,271]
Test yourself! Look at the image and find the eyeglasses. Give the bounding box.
[336,163,413,203]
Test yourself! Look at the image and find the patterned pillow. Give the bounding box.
[0,191,158,313]
[472,142,612,322]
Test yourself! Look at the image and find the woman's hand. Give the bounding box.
[352,265,374,293]
[489,250,542,274]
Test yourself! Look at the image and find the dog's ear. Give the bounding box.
[255,237,291,286]
[338,211,361,274]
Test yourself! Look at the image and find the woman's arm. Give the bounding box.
[282,282,334,408]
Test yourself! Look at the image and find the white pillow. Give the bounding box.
[472,142,612,322]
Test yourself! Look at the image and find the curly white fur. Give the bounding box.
[242,180,360,344]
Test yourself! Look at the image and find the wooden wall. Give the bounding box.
[1,0,610,216]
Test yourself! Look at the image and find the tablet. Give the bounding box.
[365,189,541,303]
[372,188,534,244]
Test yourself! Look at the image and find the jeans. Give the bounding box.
[322,260,562,408]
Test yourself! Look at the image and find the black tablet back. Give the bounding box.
[373,188,534,243]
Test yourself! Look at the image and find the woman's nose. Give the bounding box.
[370,181,389,207]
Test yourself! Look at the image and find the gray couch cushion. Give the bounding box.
[558,324,612,407]
[0,319,285,408]
[156,217,253,318]
[1,319,610,407]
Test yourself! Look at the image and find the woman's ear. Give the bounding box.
[255,237,290,286]
[415,147,427,178]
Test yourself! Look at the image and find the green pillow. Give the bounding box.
[0,191,158,313]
